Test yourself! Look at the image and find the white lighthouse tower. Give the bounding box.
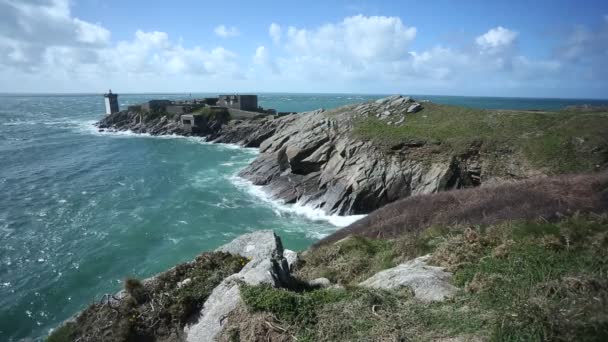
[104,89,119,115]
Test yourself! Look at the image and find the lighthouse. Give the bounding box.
[104,89,119,115]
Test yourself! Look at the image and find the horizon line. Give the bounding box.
[0,91,607,101]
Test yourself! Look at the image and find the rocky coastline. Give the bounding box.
[45,99,608,341]
[98,95,539,215]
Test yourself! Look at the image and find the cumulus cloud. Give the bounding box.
[284,15,416,63]
[0,0,241,89]
[252,45,277,74]
[214,25,240,38]
[260,16,567,93]
[269,23,282,43]
[267,15,417,82]
[476,26,518,50]
[0,3,606,95]
[96,30,240,77]
[0,0,110,69]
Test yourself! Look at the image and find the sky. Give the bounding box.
[0,0,607,98]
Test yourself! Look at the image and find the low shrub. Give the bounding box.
[316,172,608,246]
[47,252,248,342]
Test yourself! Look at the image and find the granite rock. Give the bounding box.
[359,255,458,302]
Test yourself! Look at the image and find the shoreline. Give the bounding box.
[91,123,366,230]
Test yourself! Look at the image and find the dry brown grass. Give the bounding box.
[315,172,608,247]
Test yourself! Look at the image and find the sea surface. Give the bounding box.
[1,93,607,340]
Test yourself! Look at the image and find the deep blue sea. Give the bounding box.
[1,93,607,340]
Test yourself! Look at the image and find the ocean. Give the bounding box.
[1,93,607,340]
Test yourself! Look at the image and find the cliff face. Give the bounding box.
[237,96,530,215]
[96,95,542,215]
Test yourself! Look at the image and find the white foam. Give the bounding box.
[77,121,258,154]
[230,175,365,228]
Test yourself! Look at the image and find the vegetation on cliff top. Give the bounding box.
[47,252,247,342]
[352,102,608,174]
[221,173,608,341]
[234,215,608,341]
[316,172,608,246]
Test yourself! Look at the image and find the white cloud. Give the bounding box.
[260,17,567,93]
[284,15,416,63]
[74,18,111,44]
[0,0,242,89]
[253,46,269,64]
[476,26,518,50]
[99,30,239,76]
[214,25,240,38]
[0,3,605,96]
[252,45,278,74]
[264,15,417,83]
[269,23,281,43]
[0,0,110,69]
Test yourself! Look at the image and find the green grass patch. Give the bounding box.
[246,215,608,341]
[352,102,608,173]
[295,236,397,285]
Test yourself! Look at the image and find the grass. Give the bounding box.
[352,102,608,174]
[295,236,396,285]
[233,215,608,341]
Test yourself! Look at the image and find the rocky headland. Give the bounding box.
[98,95,608,215]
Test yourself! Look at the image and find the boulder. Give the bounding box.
[407,103,423,113]
[283,249,299,270]
[308,277,332,288]
[185,231,293,342]
[359,255,458,302]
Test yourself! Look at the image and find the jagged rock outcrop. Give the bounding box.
[97,110,187,135]
[97,95,502,215]
[185,231,295,342]
[359,254,458,302]
[237,95,482,215]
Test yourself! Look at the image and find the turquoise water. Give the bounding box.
[1,93,607,340]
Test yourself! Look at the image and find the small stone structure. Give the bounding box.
[218,95,258,111]
[180,114,197,133]
[103,90,119,115]
[105,93,277,130]
[180,107,230,133]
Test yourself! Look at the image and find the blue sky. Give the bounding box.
[1,0,607,98]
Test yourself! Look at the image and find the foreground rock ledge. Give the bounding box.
[185,230,295,342]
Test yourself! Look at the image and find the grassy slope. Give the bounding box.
[238,216,608,341]
[47,252,248,342]
[352,102,608,174]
